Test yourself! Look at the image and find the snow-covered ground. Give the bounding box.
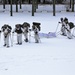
[0,4,75,75]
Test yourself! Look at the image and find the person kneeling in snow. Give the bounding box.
[32,22,41,43]
[12,24,23,45]
[59,17,67,36]
[0,24,12,47]
[64,18,73,39]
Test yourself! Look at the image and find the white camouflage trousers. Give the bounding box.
[4,34,10,47]
[17,34,22,44]
[34,33,40,43]
[24,32,28,40]
[66,30,72,39]
[61,26,67,35]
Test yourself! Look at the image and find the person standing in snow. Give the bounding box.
[12,24,23,45]
[0,24,12,47]
[22,22,30,42]
[32,22,41,43]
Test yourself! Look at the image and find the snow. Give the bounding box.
[0,4,75,75]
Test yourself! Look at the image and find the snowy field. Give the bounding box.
[0,4,75,75]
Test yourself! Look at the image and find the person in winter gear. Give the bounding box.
[59,17,67,36]
[64,17,73,39]
[32,22,41,43]
[22,22,30,42]
[1,24,12,47]
[12,24,23,45]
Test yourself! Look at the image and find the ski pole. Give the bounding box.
[55,23,60,33]
[9,33,12,47]
[11,33,14,46]
[29,29,31,43]
[38,33,41,43]
[0,32,1,40]
[72,27,75,35]
[39,37,41,43]
[0,32,1,43]
[72,27,75,38]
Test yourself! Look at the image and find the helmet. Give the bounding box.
[64,17,68,24]
[64,17,68,22]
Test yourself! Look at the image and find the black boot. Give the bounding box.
[16,42,19,45]
[19,43,22,45]
[25,38,28,42]
[35,40,39,43]
[3,44,6,46]
[7,46,10,48]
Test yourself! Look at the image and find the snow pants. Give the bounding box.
[61,26,67,36]
[34,33,40,43]
[4,34,10,47]
[17,34,22,44]
[24,32,28,42]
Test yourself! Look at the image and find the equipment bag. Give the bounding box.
[69,22,75,29]
[39,32,56,38]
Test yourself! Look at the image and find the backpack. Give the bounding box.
[2,24,12,32]
[32,24,41,31]
[22,22,30,28]
[32,22,41,31]
[15,24,23,33]
[7,25,12,31]
[68,22,75,29]
[37,25,41,31]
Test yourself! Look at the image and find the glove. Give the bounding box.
[12,32,14,33]
[35,32,38,34]
[29,29,31,31]
[58,22,61,23]
[5,35,7,38]
[0,30,1,33]
[26,30,28,33]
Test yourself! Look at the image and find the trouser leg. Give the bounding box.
[17,34,19,44]
[24,32,28,42]
[61,26,66,36]
[34,34,39,43]
[6,34,9,47]
[4,35,6,46]
[17,34,22,44]
[67,31,72,39]
[19,34,22,44]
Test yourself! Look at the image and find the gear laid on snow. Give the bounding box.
[68,22,75,29]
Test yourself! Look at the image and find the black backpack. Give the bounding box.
[7,25,12,30]
[15,24,23,33]
[32,22,41,31]
[68,22,75,29]
[37,25,41,31]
